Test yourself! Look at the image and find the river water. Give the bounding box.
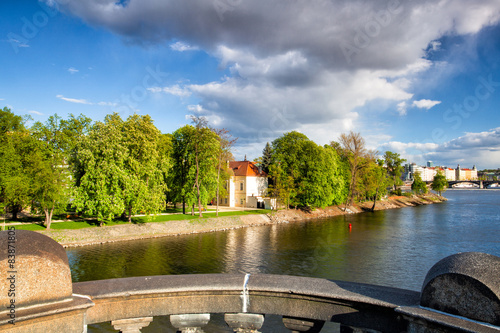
[67,190,500,331]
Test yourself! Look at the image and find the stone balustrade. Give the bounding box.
[1,230,500,333]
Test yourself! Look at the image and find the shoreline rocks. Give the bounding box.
[39,194,446,248]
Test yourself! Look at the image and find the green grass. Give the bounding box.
[2,209,270,231]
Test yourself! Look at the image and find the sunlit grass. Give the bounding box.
[2,209,270,231]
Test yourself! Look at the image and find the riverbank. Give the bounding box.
[39,193,446,247]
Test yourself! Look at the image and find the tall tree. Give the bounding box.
[384,151,407,191]
[169,125,196,214]
[73,113,166,225]
[358,158,389,211]
[411,172,428,195]
[30,114,78,229]
[212,127,236,217]
[73,113,127,226]
[336,131,370,207]
[121,114,166,223]
[0,107,30,220]
[269,132,345,208]
[431,169,448,196]
[261,142,273,174]
[190,116,219,217]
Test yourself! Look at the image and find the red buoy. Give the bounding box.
[348,223,352,231]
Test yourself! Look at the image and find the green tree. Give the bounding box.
[30,114,76,228]
[261,142,273,174]
[169,125,196,214]
[190,116,219,217]
[169,120,219,217]
[358,158,389,211]
[383,151,406,191]
[121,114,167,222]
[431,169,448,196]
[269,132,345,209]
[411,172,428,195]
[73,114,127,225]
[0,108,30,220]
[73,113,166,225]
[335,131,372,208]
[212,127,236,217]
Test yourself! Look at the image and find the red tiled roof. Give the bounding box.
[229,161,267,177]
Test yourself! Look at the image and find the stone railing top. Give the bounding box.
[0,229,73,309]
[421,252,500,326]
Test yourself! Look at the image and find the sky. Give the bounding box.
[2,0,500,169]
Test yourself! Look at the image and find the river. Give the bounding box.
[66,190,500,332]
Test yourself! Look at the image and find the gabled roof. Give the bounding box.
[229,161,267,177]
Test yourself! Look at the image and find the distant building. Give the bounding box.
[443,168,456,181]
[403,163,478,182]
[219,161,271,209]
[456,165,478,181]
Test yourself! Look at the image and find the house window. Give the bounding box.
[225,198,228,204]
[240,198,244,205]
[240,182,244,191]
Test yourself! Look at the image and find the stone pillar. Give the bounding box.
[420,252,500,326]
[170,313,210,333]
[224,313,264,332]
[0,230,93,332]
[111,317,153,333]
[282,316,324,333]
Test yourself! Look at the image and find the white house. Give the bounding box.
[219,161,270,208]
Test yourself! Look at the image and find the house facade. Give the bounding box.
[219,161,270,208]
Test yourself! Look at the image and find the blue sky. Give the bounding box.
[2,0,500,169]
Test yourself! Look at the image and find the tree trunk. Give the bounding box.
[216,152,222,217]
[370,187,379,212]
[191,204,194,216]
[11,205,21,221]
[195,146,203,218]
[128,206,132,223]
[182,197,186,214]
[44,207,54,230]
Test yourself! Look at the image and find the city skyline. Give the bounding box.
[2,1,500,168]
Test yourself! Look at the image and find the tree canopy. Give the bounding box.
[431,170,448,196]
[73,113,166,225]
[268,131,346,208]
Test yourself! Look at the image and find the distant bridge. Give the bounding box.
[447,180,499,188]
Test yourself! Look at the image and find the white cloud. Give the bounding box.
[170,41,199,52]
[397,101,407,116]
[47,0,500,154]
[412,99,441,109]
[97,101,117,107]
[56,94,92,105]
[28,110,44,115]
[8,38,29,48]
[68,67,79,74]
[379,128,500,168]
[187,104,206,113]
[148,84,191,97]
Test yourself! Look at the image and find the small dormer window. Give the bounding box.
[240,182,244,191]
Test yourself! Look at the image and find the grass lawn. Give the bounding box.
[2,209,270,231]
